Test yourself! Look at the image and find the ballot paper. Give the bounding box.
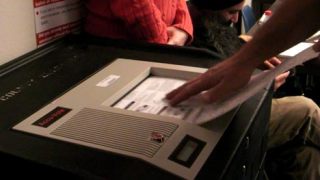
[114,47,318,124]
[306,30,320,41]
[194,46,318,124]
[279,42,314,58]
[113,77,218,124]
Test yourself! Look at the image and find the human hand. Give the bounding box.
[273,71,290,91]
[166,59,254,105]
[239,34,253,42]
[260,57,289,91]
[167,26,188,46]
[258,57,282,70]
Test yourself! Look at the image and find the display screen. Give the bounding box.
[169,135,206,167]
[176,140,198,162]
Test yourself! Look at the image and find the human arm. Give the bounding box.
[166,0,320,105]
[110,0,168,44]
[241,0,320,67]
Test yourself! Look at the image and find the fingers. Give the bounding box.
[269,57,282,65]
[274,71,290,91]
[166,58,254,106]
[166,77,198,99]
[166,73,219,106]
[266,57,282,68]
[167,37,185,46]
[263,60,275,69]
[167,37,187,46]
[166,27,175,45]
[201,80,226,103]
[277,71,290,81]
[167,40,175,45]
[262,57,282,70]
[166,26,188,46]
[239,34,253,42]
[166,77,208,106]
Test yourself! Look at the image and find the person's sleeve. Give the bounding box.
[172,0,194,44]
[110,0,168,44]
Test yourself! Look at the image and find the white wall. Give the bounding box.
[0,0,36,65]
[0,0,253,66]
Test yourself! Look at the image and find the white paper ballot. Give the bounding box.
[113,76,219,124]
[197,46,318,124]
[279,42,313,58]
[114,46,318,124]
[306,30,320,41]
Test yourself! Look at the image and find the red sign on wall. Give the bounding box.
[33,0,82,46]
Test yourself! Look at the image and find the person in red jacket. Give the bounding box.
[84,0,193,46]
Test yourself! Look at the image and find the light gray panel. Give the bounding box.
[51,108,178,157]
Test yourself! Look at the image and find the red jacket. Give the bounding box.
[85,0,193,44]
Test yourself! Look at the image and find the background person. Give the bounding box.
[84,0,193,46]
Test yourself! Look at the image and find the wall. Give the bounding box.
[0,0,82,66]
[0,0,36,65]
[0,0,252,66]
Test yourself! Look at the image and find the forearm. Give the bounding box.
[234,0,320,68]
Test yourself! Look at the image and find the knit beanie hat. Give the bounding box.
[190,0,244,11]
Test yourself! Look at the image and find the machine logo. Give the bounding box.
[33,107,71,128]
[150,132,165,143]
